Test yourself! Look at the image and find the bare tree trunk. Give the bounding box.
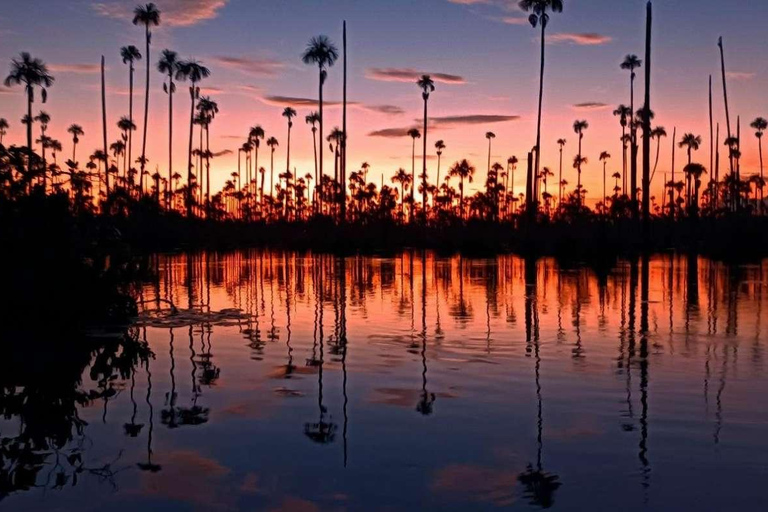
[642,1,652,231]
[102,56,110,198]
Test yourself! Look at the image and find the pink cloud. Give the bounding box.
[92,0,228,27]
[212,56,285,77]
[366,68,466,85]
[726,71,755,81]
[49,63,101,74]
[549,33,613,46]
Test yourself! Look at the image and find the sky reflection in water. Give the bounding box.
[2,251,767,511]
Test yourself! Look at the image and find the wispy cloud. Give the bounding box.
[368,127,420,138]
[212,56,285,77]
[486,15,529,25]
[726,71,755,81]
[366,68,466,85]
[0,86,16,95]
[200,86,224,95]
[369,113,519,138]
[49,63,101,74]
[572,102,610,111]
[447,0,491,4]
[549,33,612,46]
[430,114,520,126]
[260,95,353,108]
[364,105,405,115]
[92,0,228,27]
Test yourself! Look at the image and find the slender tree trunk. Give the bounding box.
[312,127,318,212]
[670,127,676,217]
[287,123,292,219]
[715,123,720,209]
[140,25,150,197]
[206,124,210,212]
[533,21,546,210]
[422,95,428,219]
[318,68,324,216]
[630,73,638,217]
[718,37,735,210]
[186,85,195,218]
[341,20,348,224]
[128,61,134,184]
[168,73,174,210]
[101,56,110,197]
[759,135,764,214]
[26,88,32,191]
[642,1,652,228]
[708,75,713,209]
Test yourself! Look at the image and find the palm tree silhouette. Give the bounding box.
[679,133,702,204]
[67,124,84,164]
[556,138,566,208]
[249,125,265,205]
[573,119,588,204]
[4,52,54,167]
[302,36,339,217]
[0,117,8,145]
[196,96,218,209]
[120,45,141,188]
[158,49,179,209]
[407,128,421,217]
[485,131,496,176]
[449,159,475,219]
[613,104,631,193]
[175,59,210,217]
[391,167,411,220]
[519,0,564,198]
[621,54,642,211]
[751,117,767,212]
[282,107,297,203]
[435,139,446,186]
[599,151,611,208]
[305,111,320,208]
[133,3,160,196]
[417,75,435,217]
[267,136,279,200]
[650,126,667,183]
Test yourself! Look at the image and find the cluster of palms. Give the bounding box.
[1,0,765,224]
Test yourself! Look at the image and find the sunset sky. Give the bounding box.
[1,0,766,202]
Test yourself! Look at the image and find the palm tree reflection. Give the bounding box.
[519,257,561,508]
[417,251,435,416]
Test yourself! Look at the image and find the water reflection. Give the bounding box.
[1,251,767,510]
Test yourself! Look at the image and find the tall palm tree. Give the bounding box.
[449,159,475,219]
[197,96,218,209]
[117,116,136,178]
[306,111,320,208]
[267,136,279,198]
[751,117,767,212]
[302,36,339,216]
[4,52,54,168]
[417,75,435,215]
[175,59,210,217]
[557,138,566,207]
[282,107,297,193]
[391,167,411,219]
[249,125,265,203]
[485,131,496,175]
[613,104,631,193]
[120,45,141,187]
[519,0,564,194]
[650,126,667,182]
[0,118,8,145]
[679,133,702,204]
[573,119,588,204]
[599,151,610,207]
[67,124,84,163]
[34,111,50,186]
[407,128,421,216]
[435,140,446,186]
[133,3,161,196]
[158,49,179,209]
[621,54,642,210]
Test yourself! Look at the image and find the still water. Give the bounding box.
[2,251,767,511]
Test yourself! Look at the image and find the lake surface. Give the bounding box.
[2,251,767,511]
